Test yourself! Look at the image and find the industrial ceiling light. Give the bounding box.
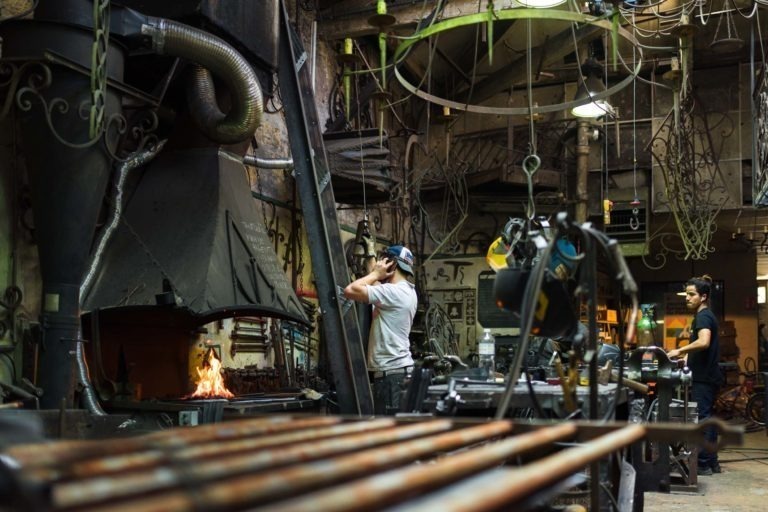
[516,0,567,7]
[571,60,614,118]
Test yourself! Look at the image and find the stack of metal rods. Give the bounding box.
[0,415,651,512]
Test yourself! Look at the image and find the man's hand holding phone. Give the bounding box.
[372,256,396,282]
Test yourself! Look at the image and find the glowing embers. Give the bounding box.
[188,347,234,399]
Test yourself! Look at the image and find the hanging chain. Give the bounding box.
[89,0,110,138]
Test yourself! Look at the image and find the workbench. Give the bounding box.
[423,380,628,419]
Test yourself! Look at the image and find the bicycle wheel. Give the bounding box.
[746,393,766,426]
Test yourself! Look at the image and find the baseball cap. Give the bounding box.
[383,245,414,275]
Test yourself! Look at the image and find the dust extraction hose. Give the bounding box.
[142,17,263,143]
[77,143,167,417]
[242,155,294,170]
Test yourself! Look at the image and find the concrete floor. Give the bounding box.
[643,428,768,511]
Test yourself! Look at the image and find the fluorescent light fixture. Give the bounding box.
[517,0,567,7]
[758,285,766,304]
[676,291,687,296]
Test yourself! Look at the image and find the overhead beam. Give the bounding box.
[318,0,517,40]
[463,22,603,104]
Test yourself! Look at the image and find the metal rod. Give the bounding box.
[51,419,400,508]
[391,424,647,512]
[6,417,744,511]
[6,416,339,469]
[75,420,503,511]
[260,422,578,512]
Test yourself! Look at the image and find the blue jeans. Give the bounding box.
[692,381,719,468]
[372,372,406,415]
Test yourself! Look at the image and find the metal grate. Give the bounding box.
[604,206,647,244]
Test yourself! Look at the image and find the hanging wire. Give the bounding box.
[353,59,368,218]
[462,0,485,113]
[352,40,408,130]
[603,31,610,203]
[526,18,536,157]
[522,16,539,222]
[710,0,743,47]
[632,25,639,202]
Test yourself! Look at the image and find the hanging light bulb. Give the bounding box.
[571,60,614,118]
[516,0,567,7]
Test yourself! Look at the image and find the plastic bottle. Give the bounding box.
[477,328,496,380]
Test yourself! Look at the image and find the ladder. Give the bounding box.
[277,1,373,415]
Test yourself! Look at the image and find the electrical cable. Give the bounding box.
[495,214,641,421]
[494,230,556,420]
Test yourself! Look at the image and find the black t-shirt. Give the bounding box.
[687,308,722,385]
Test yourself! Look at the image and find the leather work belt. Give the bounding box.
[369,366,413,380]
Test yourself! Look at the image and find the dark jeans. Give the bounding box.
[372,372,406,415]
[692,381,719,468]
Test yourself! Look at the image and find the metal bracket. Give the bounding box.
[295,51,307,71]
[178,410,198,426]
[336,286,354,315]
[318,170,332,191]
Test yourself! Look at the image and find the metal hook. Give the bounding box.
[522,153,541,175]
[629,207,640,231]
[522,153,541,221]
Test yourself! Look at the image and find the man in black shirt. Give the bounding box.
[668,274,722,475]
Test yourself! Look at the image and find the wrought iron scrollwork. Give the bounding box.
[424,302,458,358]
[644,84,730,268]
[754,75,768,206]
[7,60,158,160]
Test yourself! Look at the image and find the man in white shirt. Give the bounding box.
[344,244,418,415]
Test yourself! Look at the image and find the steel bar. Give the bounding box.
[390,424,647,512]
[54,420,458,511]
[2,417,745,512]
[231,344,268,353]
[76,420,509,512]
[36,419,398,486]
[230,331,268,339]
[258,422,578,512]
[6,416,339,469]
[197,420,514,510]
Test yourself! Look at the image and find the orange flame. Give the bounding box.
[189,349,234,399]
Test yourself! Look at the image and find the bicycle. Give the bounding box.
[714,358,765,430]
